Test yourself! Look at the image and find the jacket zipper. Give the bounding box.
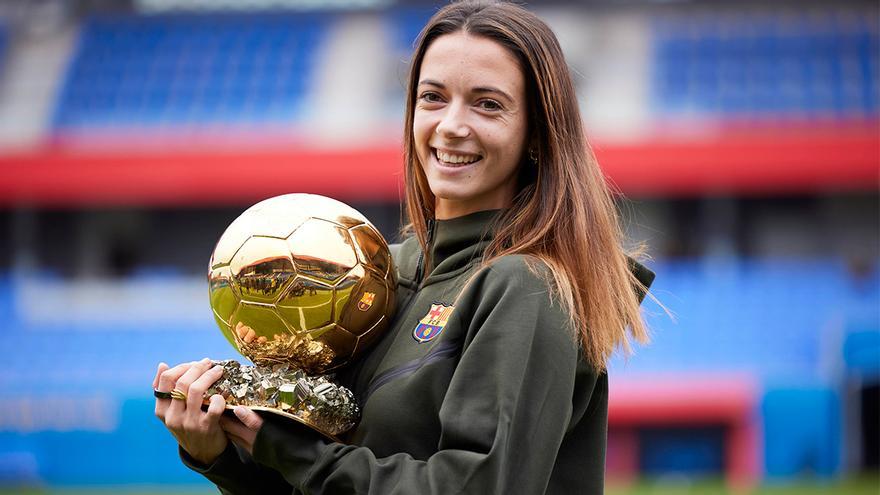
[391,217,435,350]
[358,339,461,405]
[385,218,436,345]
[413,218,435,284]
[358,219,440,406]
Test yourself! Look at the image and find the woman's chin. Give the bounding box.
[432,189,472,204]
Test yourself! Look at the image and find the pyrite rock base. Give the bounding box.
[205,359,359,441]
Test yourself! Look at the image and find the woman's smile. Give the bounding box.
[434,148,483,166]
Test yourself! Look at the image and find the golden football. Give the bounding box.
[208,193,396,374]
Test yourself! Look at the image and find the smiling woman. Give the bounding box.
[157,2,655,494]
[413,32,528,219]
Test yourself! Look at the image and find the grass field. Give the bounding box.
[607,476,880,495]
[1,476,878,495]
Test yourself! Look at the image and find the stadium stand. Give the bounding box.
[611,259,867,381]
[53,14,331,130]
[652,11,879,118]
[0,25,8,78]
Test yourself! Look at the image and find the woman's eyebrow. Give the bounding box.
[472,86,513,102]
[418,79,514,102]
[418,79,445,89]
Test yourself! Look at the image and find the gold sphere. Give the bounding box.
[208,194,396,374]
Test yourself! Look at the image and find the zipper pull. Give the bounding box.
[415,218,436,283]
[426,218,436,246]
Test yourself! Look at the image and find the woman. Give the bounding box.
[153,1,654,493]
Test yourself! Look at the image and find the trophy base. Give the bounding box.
[205,359,359,441]
[219,404,343,443]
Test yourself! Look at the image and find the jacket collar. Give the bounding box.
[398,208,655,300]
[424,209,500,284]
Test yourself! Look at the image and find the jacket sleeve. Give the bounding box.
[180,442,292,494]
[249,255,587,494]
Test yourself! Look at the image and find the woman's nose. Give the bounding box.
[435,104,471,139]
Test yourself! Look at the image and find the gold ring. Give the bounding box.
[170,388,187,401]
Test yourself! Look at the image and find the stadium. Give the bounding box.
[0,0,877,493]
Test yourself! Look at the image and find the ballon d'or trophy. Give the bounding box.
[206,194,396,441]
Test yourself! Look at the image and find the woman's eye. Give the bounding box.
[478,99,502,111]
[419,92,443,103]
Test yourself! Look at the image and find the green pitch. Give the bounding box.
[1,476,878,495]
[607,475,880,495]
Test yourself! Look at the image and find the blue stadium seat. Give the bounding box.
[610,258,875,381]
[52,13,332,130]
[651,10,879,118]
[0,26,9,78]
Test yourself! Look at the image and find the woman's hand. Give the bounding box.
[153,358,228,466]
[219,406,265,456]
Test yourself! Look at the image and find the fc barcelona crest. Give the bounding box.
[357,292,375,311]
[413,303,454,343]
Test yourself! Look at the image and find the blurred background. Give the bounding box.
[0,0,877,493]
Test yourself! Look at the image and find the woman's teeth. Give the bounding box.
[436,149,480,165]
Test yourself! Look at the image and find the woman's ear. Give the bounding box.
[529,125,541,150]
[527,135,540,165]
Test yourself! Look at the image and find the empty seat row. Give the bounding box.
[53,13,331,129]
[652,10,878,116]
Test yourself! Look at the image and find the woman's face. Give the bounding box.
[413,32,529,220]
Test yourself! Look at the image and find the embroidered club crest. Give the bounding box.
[357,292,375,311]
[413,303,454,343]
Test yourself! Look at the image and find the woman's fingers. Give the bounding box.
[204,394,226,424]
[187,365,224,412]
[155,361,193,421]
[219,416,251,449]
[153,362,169,390]
[218,407,263,433]
[217,415,246,449]
[157,361,195,393]
[233,406,264,430]
[155,359,229,466]
[153,362,170,420]
[219,415,245,435]
[166,358,213,417]
[218,409,261,455]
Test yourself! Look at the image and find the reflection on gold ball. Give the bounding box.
[208,194,396,373]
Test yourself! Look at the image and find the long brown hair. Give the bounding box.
[403,0,649,370]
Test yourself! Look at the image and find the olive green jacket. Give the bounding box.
[183,209,655,494]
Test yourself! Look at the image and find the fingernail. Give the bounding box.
[233,406,247,418]
[202,357,211,364]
